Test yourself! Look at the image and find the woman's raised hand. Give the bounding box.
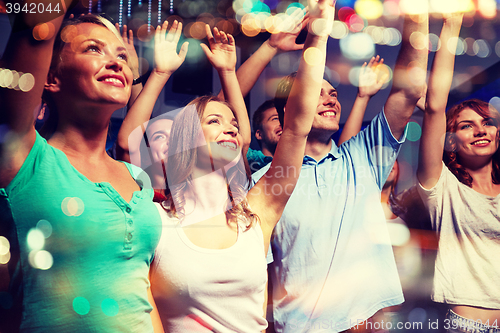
[154,20,189,76]
[358,56,388,98]
[116,23,141,79]
[308,0,336,36]
[201,25,236,74]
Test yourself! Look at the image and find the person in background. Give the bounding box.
[247,99,281,173]
[115,20,188,195]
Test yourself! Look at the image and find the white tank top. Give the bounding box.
[150,203,268,332]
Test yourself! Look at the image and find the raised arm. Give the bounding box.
[116,24,143,107]
[217,11,308,100]
[0,1,70,188]
[384,5,429,140]
[338,55,387,144]
[249,0,335,247]
[417,13,463,189]
[115,21,188,163]
[201,25,251,149]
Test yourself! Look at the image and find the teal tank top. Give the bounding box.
[0,132,161,332]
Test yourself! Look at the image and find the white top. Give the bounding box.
[150,204,268,332]
[418,163,500,309]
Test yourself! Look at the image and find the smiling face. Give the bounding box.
[255,107,282,154]
[197,102,242,170]
[312,80,342,133]
[147,118,174,164]
[454,108,499,164]
[52,23,132,109]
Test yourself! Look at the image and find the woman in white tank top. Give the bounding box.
[148,1,337,331]
[417,12,500,332]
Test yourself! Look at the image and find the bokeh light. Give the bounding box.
[285,2,305,16]
[429,0,474,13]
[495,41,500,57]
[33,22,55,41]
[465,37,476,56]
[473,39,491,58]
[330,21,349,39]
[489,97,500,112]
[409,31,427,51]
[18,73,35,92]
[384,28,401,46]
[0,69,13,89]
[184,39,205,63]
[354,0,383,20]
[101,298,120,316]
[387,223,411,246]
[383,0,400,20]
[449,37,466,56]
[0,236,10,265]
[36,220,53,238]
[27,228,45,251]
[406,122,422,142]
[478,0,496,19]
[29,250,53,270]
[427,33,440,52]
[137,24,154,42]
[73,297,90,315]
[8,71,20,90]
[339,33,375,60]
[61,197,85,217]
[399,0,428,14]
[60,25,78,43]
[186,22,207,39]
[347,14,366,33]
[303,47,323,67]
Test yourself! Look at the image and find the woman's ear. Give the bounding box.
[44,70,61,93]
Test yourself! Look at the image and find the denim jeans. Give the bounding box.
[446,310,500,333]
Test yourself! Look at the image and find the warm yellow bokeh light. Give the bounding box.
[399,0,428,15]
[478,0,496,19]
[430,0,474,13]
[355,0,384,20]
[409,31,428,50]
[303,47,324,67]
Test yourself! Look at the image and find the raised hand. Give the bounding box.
[358,56,388,98]
[201,25,236,73]
[269,10,309,52]
[308,0,336,36]
[116,23,141,79]
[154,20,189,76]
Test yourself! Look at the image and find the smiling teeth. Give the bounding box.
[104,78,122,84]
[218,142,236,149]
[472,140,489,145]
[321,111,336,116]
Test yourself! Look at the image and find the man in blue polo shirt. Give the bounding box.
[253,8,429,333]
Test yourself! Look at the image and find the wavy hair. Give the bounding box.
[444,99,500,187]
[163,96,259,230]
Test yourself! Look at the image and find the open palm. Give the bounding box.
[154,20,189,75]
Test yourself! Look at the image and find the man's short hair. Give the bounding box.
[274,72,336,126]
[252,99,276,134]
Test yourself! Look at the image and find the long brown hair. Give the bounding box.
[444,99,500,187]
[163,96,258,230]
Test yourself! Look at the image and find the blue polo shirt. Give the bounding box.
[253,110,405,332]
